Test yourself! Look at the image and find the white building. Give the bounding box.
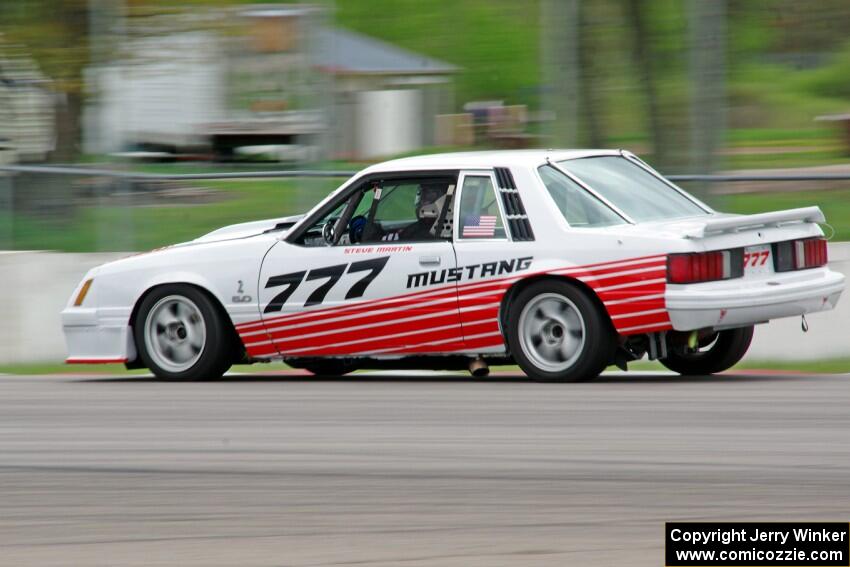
[314,26,456,159]
[0,48,54,163]
[85,7,457,160]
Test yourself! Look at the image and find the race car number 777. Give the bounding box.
[743,244,771,275]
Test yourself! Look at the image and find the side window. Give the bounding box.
[297,189,373,247]
[343,189,375,244]
[457,175,506,240]
[361,178,453,243]
[298,198,350,247]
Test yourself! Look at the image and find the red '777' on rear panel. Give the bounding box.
[743,250,769,267]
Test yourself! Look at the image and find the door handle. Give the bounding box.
[419,255,441,266]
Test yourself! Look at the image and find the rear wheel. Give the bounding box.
[134,285,234,380]
[660,326,754,375]
[506,280,616,383]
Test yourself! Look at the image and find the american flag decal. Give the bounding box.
[462,215,497,237]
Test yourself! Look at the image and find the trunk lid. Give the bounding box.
[619,207,825,240]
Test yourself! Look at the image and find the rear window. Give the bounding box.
[537,165,626,228]
[557,156,709,222]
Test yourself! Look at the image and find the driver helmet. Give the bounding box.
[415,182,447,220]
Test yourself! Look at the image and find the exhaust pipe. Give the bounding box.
[468,357,489,377]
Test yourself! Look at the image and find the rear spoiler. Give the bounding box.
[683,206,825,238]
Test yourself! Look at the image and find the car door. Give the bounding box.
[254,174,463,358]
[451,170,530,353]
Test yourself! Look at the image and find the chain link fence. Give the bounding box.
[2,164,849,252]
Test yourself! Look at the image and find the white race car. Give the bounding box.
[62,150,845,382]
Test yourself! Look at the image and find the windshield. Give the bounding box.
[557,156,710,222]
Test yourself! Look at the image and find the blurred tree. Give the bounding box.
[768,0,850,56]
[689,0,726,179]
[578,1,605,148]
[0,0,90,162]
[541,0,579,146]
[623,0,667,166]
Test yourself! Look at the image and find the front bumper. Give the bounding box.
[666,266,845,331]
[62,307,136,364]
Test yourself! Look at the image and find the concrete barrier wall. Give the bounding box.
[1,246,848,365]
[0,251,128,365]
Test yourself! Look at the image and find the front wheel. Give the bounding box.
[660,326,754,375]
[134,285,234,380]
[506,280,616,383]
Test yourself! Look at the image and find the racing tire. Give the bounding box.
[303,360,357,377]
[134,284,234,381]
[660,326,754,376]
[506,280,616,383]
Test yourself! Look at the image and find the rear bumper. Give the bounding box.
[666,267,845,331]
[61,307,136,364]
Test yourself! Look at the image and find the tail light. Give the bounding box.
[667,249,744,284]
[773,237,828,272]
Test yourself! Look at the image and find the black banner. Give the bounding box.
[666,522,850,566]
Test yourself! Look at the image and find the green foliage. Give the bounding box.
[0,0,90,94]
[627,357,850,374]
[721,188,850,240]
[336,0,540,107]
[5,0,850,141]
[8,176,850,253]
[9,178,339,252]
[727,0,778,57]
[791,43,850,99]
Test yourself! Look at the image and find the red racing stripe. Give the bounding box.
[564,260,667,281]
[268,304,497,352]
[618,321,674,335]
[284,318,501,356]
[243,288,459,335]
[557,253,666,273]
[614,311,671,330]
[246,278,513,338]
[66,357,128,364]
[459,306,500,325]
[245,342,278,357]
[238,253,671,357]
[237,269,518,333]
[236,253,667,333]
[446,332,505,352]
[597,281,666,302]
[256,294,503,348]
[605,298,666,317]
[580,272,666,293]
[379,326,503,356]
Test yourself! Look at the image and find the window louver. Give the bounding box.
[493,167,534,241]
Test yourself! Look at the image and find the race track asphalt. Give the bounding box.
[1,369,849,566]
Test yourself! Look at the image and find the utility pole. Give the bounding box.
[689,0,726,199]
[541,0,580,148]
[90,0,135,251]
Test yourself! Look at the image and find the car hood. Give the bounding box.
[90,214,302,274]
[192,214,305,244]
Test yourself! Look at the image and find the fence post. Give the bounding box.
[116,176,135,252]
[95,175,137,252]
[0,173,12,250]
